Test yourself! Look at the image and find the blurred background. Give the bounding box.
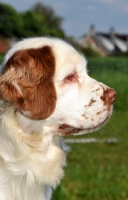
[0,0,128,199]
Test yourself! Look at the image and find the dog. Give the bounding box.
[0,37,116,200]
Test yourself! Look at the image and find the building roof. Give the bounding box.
[77,28,128,55]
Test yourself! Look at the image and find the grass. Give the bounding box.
[52,57,128,200]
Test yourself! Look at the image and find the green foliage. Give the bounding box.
[114,51,128,57]
[0,3,23,37]
[32,3,65,38]
[20,11,45,37]
[80,47,100,57]
[0,54,4,64]
[33,3,63,30]
[0,2,66,38]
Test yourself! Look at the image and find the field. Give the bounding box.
[0,55,128,199]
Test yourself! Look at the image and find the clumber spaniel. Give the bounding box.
[0,37,116,200]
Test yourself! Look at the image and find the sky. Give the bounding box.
[0,0,128,38]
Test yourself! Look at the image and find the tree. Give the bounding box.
[0,3,22,37]
[0,2,66,38]
[32,3,65,37]
[20,11,47,37]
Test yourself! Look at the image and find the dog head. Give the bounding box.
[0,37,116,135]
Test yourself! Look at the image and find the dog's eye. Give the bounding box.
[65,73,78,83]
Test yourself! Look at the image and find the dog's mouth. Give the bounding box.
[57,115,110,136]
[58,124,84,136]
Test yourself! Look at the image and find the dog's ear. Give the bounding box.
[0,46,56,120]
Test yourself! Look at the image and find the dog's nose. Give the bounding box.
[101,88,116,105]
[107,88,116,104]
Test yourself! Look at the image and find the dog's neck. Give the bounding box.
[16,110,45,135]
[0,105,67,200]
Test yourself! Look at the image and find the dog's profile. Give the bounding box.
[0,37,116,200]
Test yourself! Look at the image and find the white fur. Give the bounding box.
[0,37,115,200]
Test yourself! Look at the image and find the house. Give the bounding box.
[77,26,128,56]
[0,38,9,54]
[0,37,18,54]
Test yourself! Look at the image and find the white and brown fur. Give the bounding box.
[0,37,116,200]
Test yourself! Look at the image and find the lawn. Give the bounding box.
[52,57,128,200]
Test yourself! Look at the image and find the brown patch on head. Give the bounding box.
[0,46,56,120]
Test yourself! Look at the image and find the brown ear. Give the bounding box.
[0,46,56,120]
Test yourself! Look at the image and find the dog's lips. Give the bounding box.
[58,115,110,136]
[58,124,84,136]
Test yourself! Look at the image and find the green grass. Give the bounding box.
[52,57,128,200]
